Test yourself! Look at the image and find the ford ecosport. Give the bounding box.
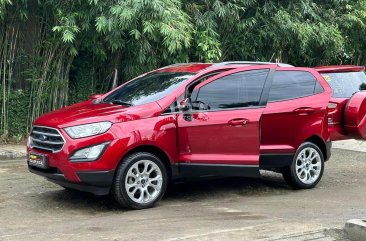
[27,62,366,209]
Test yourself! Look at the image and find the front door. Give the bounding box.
[176,66,274,177]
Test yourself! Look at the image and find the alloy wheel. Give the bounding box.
[295,147,322,185]
[125,159,163,204]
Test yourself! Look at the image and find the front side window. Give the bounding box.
[163,71,226,114]
[268,71,320,102]
[103,72,194,106]
[191,69,269,110]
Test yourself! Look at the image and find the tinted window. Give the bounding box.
[103,72,194,106]
[192,69,269,110]
[269,71,318,102]
[163,72,224,114]
[314,81,324,94]
[321,72,366,98]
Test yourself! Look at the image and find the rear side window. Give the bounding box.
[321,72,366,98]
[269,71,321,102]
[192,69,269,110]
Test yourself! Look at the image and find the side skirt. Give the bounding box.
[259,153,294,170]
[172,163,260,179]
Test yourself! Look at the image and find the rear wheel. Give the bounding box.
[112,152,167,209]
[282,142,324,189]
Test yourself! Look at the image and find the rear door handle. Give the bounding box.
[228,118,249,126]
[293,107,317,115]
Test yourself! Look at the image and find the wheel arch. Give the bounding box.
[305,135,328,161]
[119,145,173,180]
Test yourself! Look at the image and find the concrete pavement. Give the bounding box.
[0,140,365,240]
[1,149,365,240]
[0,144,26,160]
[332,139,366,153]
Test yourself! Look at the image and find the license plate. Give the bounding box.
[28,153,48,169]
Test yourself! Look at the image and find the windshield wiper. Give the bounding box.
[110,100,133,106]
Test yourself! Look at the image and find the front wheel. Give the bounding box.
[283,142,324,189]
[112,152,167,209]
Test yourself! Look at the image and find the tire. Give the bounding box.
[112,152,168,209]
[282,142,324,189]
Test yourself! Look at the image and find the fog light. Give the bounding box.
[70,142,109,162]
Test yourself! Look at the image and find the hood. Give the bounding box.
[34,100,162,128]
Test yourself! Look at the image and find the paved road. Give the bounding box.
[1,149,365,241]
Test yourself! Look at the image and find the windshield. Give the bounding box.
[103,72,194,106]
[321,71,366,98]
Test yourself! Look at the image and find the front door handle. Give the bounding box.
[293,107,317,115]
[228,118,249,126]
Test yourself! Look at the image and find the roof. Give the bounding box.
[157,61,293,73]
[314,65,365,73]
[208,61,293,68]
[156,63,213,73]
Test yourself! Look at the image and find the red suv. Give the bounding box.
[27,62,366,209]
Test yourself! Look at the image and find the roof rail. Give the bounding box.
[158,62,204,70]
[209,61,293,68]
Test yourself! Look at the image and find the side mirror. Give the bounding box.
[179,98,190,111]
[90,94,103,104]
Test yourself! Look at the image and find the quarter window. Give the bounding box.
[191,69,269,110]
[268,71,321,102]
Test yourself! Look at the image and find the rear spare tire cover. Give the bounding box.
[345,91,366,139]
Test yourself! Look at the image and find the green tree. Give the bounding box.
[2,0,366,141]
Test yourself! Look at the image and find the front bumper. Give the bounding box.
[28,165,114,195]
[27,124,131,194]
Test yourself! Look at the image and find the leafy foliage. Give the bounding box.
[7,90,29,142]
[0,0,12,19]
[1,0,366,141]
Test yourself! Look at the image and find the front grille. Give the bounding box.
[30,126,65,152]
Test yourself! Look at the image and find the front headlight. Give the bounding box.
[64,121,112,139]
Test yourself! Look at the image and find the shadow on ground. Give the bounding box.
[34,171,291,212]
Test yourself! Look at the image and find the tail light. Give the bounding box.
[327,103,338,110]
[327,103,338,125]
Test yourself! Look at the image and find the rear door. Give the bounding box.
[176,66,275,177]
[260,68,331,162]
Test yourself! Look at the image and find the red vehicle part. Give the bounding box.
[315,65,366,141]
[345,91,366,139]
[26,62,350,209]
